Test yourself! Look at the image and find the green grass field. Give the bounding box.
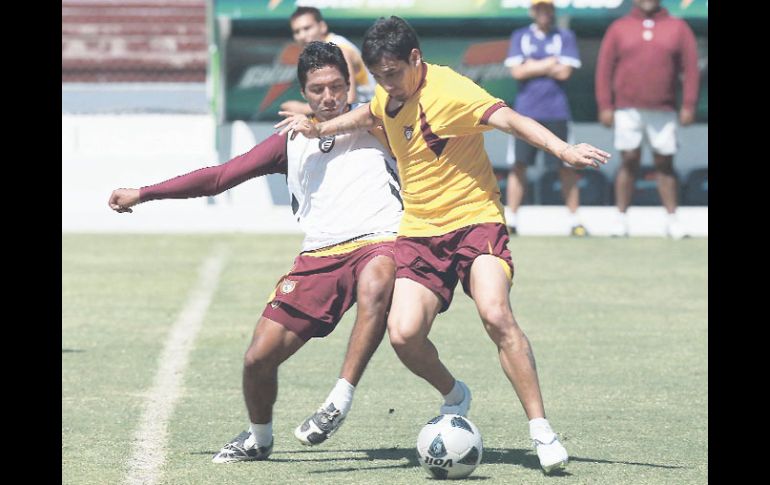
[62,234,707,485]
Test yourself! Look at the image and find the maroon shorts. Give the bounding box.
[262,241,395,341]
[394,223,513,312]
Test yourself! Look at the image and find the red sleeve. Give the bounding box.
[140,133,288,202]
[679,22,700,112]
[595,24,618,112]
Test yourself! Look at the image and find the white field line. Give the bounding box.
[123,246,227,485]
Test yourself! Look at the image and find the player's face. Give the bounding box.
[633,0,661,14]
[368,49,422,103]
[291,14,327,46]
[301,65,349,122]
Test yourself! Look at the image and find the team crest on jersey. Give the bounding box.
[403,125,414,140]
[280,279,297,294]
[319,135,335,153]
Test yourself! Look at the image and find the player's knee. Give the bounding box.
[243,347,279,375]
[357,271,395,308]
[478,303,513,329]
[479,306,520,345]
[387,319,422,353]
[654,158,675,176]
[620,157,641,173]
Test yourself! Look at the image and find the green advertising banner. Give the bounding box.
[225,35,707,122]
[215,0,708,20]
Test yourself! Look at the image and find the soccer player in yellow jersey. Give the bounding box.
[277,16,611,474]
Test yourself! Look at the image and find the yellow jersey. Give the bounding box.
[369,62,507,237]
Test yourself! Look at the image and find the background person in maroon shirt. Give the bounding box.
[595,0,699,239]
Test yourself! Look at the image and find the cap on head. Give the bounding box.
[531,0,554,5]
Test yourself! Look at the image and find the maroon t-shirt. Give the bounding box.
[140,133,288,202]
[595,7,700,112]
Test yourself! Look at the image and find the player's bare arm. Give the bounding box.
[547,63,573,81]
[510,57,558,80]
[275,103,376,139]
[487,106,611,169]
[108,188,140,213]
[341,50,358,105]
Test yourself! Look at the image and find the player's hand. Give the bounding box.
[679,107,695,126]
[108,188,140,213]
[559,143,612,169]
[274,113,320,139]
[598,109,614,127]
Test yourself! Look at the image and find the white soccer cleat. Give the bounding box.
[211,431,273,463]
[532,431,568,473]
[440,380,472,417]
[294,403,346,446]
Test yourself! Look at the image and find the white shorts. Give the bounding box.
[614,108,678,156]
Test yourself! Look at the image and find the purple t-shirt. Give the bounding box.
[505,24,581,121]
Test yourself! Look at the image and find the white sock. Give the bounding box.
[504,206,517,228]
[667,211,679,224]
[567,210,580,227]
[245,422,272,448]
[323,378,355,416]
[529,417,555,440]
[442,380,465,406]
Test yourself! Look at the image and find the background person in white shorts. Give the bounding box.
[595,0,700,239]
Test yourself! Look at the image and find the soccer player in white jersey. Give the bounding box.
[108,42,403,462]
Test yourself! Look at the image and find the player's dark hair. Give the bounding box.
[362,16,420,67]
[290,6,323,23]
[297,41,350,89]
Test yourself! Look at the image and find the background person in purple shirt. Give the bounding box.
[503,0,585,237]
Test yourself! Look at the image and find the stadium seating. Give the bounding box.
[681,167,708,206]
[62,0,207,82]
[494,169,534,206]
[623,166,665,206]
[538,168,610,206]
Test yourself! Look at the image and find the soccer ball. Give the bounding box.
[416,414,483,479]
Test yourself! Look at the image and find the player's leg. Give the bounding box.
[616,148,641,212]
[242,315,306,423]
[387,278,458,395]
[295,253,396,445]
[543,120,585,236]
[468,255,544,418]
[339,254,395,386]
[387,236,471,415]
[646,110,687,239]
[505,136,536,235]
[653,153,677,213]
[558,166,584,235]
[213,314,306,463]
[467,254,568,473]
[611,108,644,236]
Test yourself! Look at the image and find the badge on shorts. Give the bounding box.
[403,125,414,141]
[319,135,335,153]
[280,278,297,294]
[270,300,281,309]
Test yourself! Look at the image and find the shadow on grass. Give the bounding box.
[192,445,685,474]
[62,348,84,353]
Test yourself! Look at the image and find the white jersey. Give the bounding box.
[286,126,402,252]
